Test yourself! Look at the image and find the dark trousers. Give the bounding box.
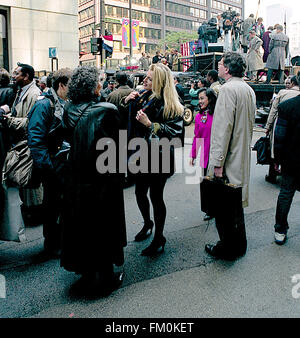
[268,158,279,180]
[242,45,248,53]
[266,68,284,84]
[199,39,209,54]
[275,173,298,234]
[135,175,168,239]
[42,174,63,250]
[214,202,247,257]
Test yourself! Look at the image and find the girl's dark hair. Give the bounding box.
[198,88,217,115]
[198,77,210,88]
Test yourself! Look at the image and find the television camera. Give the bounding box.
[221,7,238,33]
[197,18,218,45]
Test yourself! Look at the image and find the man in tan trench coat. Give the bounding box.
[205,52,256,260]
[247,30,264,80]
[6,63,43,219]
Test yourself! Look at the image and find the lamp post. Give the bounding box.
[129,0,133,59]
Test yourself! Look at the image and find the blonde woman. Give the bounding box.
[124,63,184,256]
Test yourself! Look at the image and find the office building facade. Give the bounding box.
[79,0,244,67]
[0,0,78,74]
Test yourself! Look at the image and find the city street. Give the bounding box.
[1,125,300,318]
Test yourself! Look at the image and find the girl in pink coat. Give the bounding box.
[190,88,217,220]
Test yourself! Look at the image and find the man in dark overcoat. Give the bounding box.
[272,73,300,245]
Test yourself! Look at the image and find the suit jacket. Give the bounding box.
[274,95,300,177]
[6,81,41,133]
[107,85,133,110]
[266,86,300,157]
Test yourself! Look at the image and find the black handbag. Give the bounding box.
[253,136,271,165]
[200,176,243,217]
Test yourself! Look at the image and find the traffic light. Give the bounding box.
[90,37,102,54]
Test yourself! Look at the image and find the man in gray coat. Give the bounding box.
[266,25,289,84]
[139,52,150,71]
[205,52,256,260]
[241,14,256,53]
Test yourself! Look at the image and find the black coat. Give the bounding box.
[0,85,16,107]
[274,94,300,177]
[128,90,184,177]
[60,101,127,273]
[0,85,16,165]
[0,86,16,214]
[176,84,185,103]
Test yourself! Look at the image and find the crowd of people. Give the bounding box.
[0,62,185,297]
[138,49,183,72]
[196,9,290,85]
[0,47,299,298]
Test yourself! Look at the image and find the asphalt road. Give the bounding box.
[1,126,300,318]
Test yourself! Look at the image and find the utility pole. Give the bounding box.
[129,0,133,59]
[100,0,105,69]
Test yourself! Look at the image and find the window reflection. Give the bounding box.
[0,14,7,69]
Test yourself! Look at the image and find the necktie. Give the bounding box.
[11,89,22,117]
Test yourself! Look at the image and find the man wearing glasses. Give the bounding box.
[205,52,256,260]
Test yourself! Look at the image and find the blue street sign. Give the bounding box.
[49,47,57,58]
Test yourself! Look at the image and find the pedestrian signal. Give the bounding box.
[91,38,102,54]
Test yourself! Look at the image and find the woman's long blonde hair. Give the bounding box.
[149,63,184,120]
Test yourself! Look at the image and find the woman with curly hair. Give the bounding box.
[123,63,184,256]
[60,66,127,297]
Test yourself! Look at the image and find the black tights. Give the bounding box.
[135,175,168,239]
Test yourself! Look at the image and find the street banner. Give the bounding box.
[122,18,139,49]
[122,18,130,48]
[132,20,139,49]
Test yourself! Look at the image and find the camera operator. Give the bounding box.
[232,13,243,52]
[207,18,218,44]
[221,7,237,52]
[197,21,209,54]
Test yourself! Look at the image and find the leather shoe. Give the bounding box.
[205,243,240,261]
[70,272,124,298]
[203,214,214,221]
[265,175,277,184]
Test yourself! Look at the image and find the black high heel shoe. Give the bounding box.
[141,236,166,256]
[134,221,154,242]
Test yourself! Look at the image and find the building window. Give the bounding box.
[0,10,8,70]
[79,23,94,38]
[79,6,95,22]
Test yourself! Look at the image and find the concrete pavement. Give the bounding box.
[1,127,300,318]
